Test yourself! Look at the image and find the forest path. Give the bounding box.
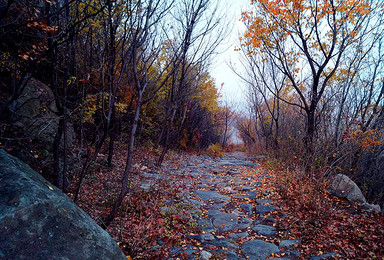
[161,152,303,260]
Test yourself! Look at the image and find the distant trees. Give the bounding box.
[155,0,228,166]
[0,0,227,226]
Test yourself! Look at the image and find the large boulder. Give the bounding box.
[0,150,125,260]
[328,174,381,213]
[11,78,59,144]
[9,78,75,186]
[328,174,367,204]
[10,77,75,149]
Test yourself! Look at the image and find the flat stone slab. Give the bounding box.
[279,239,300,249]
[234,217,252,230]
[197,219,216,233]
[246,191,258,199]
[251,224,277,236]
[240,203,252,216]
[242,240,279,260]
[170,245,198,256]
[255,205,276,214]
[212,212,238,232]
[189,233,215,242]
[189,199,204,206]
[193,190,230,202]
[239,186,254,191]
[256,199,273,205]
[228,232,249,239]
[204,238,238,250]
[208,203,226,210]
[211,250,240,260]
[309,253,340,260]
[239,162,258,167]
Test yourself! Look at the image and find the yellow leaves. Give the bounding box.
[193,74,219,113]
[206,144,224,157]
[115,102,127,113]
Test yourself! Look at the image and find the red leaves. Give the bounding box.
[79,79,89,84]
[263,160,384,259]
[69,147,194,259]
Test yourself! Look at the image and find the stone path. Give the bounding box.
[142,152,338,259]
[154,152,299,260]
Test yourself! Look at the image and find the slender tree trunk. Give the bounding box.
[107,108,115,167]
[157,106,177,167]
[305,108,316,156]
[103,92,142,228]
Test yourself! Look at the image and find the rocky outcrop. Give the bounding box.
[328,174,381,213]
[0,150,125,260]
[11,78,63,144]
[9,77,75,186]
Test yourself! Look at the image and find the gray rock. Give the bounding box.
[204,238,238,250]
[212,212,238,232]
[240,162,258,167]
[11,78,75,150]
[209,203,226,210]
[193,190,230,202]
[279,239,300,249]
[256,205,276,214]
[251,224,277,236]
[189,234,215,242]
[285,250,300,257]
[361,202,382,213]
[309,252,340,260]
[197,219,216,233]
[210,168,222,174]
[328,174,367,204]
[238,186,254,191]
[0,150,125,260]
[263,217,278,224]
[246,191,258,199]
[189,199,204,206]
[256,199,273,205]
[242,240,279,259]
[228,232,249,239]
[171,246,199,256]
[206,209,222,217]
[240,203,252,216]
[224,250,241,260]
[234,217,252,230]
[211,250,241,260]
[200,250,212,260]
[248,156,265,160]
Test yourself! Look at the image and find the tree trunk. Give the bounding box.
[107,108,115,167]
[305,108,316,157]
[102,92,142,228]
[157,105,177,167]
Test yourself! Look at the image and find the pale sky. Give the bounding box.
[210,0,251,110]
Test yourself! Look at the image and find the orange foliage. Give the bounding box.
[344,129,382,152]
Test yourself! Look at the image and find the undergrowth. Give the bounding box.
[260,157,384,259]
[69,145,195,259]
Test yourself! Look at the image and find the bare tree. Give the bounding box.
[156,0,229,166]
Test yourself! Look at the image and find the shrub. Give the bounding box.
[206,143,224,157]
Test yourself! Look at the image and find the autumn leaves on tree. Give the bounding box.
[239,0,384,158]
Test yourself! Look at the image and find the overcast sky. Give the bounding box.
[210,0,251,110]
